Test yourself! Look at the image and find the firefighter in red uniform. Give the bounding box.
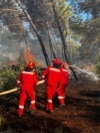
[42,58,61,113]
[16,61,38,117]
[57,62,69,106]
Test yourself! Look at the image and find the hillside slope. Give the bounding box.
[0,80,100,133]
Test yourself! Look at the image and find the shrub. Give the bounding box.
[95,52,100,77]
[0,62,44,91]
[0,66,20,90]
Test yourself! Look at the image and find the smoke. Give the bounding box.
[0,25,47,67]
[0,26,25,67]
[70,65,100,83]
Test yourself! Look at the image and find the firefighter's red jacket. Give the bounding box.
[16,70,38,90]
[60,68,69,85]
[42,66,61,85]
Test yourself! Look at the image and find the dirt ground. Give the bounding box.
[0,79,100,133]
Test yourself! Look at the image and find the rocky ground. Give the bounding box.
[0,79,100,133]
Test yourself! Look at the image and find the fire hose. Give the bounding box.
[0,80,45,96]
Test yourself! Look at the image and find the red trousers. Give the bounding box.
[18,88,36,116]
[57,83,67,105]
[46,84,57,111]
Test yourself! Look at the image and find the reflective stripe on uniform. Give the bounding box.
[58,96,65,99]
[62,69,68,72]
[19,105,24,109]
[31,100,35,104]
[48,99,52,103]
[22,71,34,75]
[49,68,60,72]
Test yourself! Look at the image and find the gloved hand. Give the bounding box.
[41,75,45,80]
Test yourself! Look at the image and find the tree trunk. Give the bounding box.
[50,0,78,81]
[16,0,50,66]
[45,16,56,59]
[50,0,71,64]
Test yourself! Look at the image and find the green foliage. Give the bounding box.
[0,64,44,90]
[34,66,43,80]
[0,115,6,126]
[79,0,100,18]
[0,66,20,90]
[95,52,100,77]
[0,0,24,38]
[55,0,73,22]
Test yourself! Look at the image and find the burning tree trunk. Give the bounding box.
[16,0,50,66]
